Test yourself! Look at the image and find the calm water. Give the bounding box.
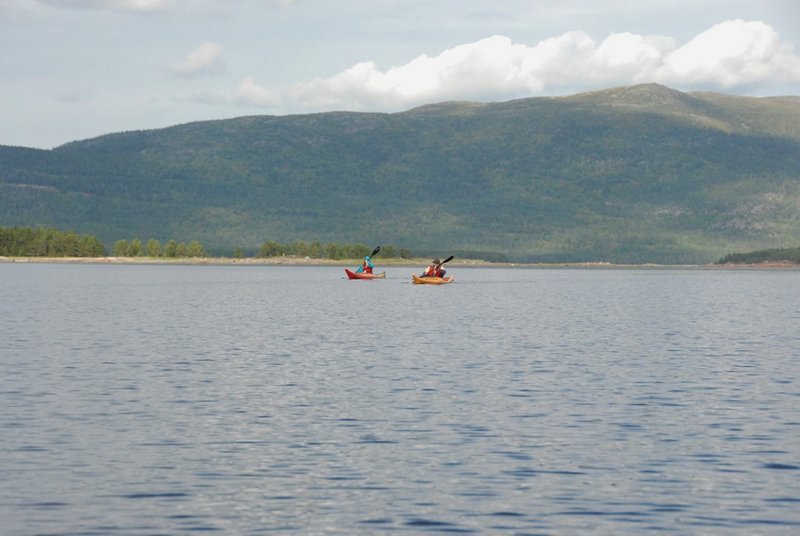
[1,264,799,535]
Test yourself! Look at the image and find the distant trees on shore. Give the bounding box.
[0,227,105,257]
[255,240,412,260]
[717,247,800,264]
[112,238,208,258]
[1,227,414,260]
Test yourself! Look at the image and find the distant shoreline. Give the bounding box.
[2,256,799,270]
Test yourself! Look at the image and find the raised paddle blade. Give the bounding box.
[371,246,381,257]
[440,255,454,264]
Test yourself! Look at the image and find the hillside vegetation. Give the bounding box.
[1,84,799,263]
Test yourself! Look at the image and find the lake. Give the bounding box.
[1,263,799,534]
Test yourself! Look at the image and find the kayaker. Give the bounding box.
[422,258,446,278]
[356,255,374,274]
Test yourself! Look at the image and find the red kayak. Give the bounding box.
[345,268,386,280]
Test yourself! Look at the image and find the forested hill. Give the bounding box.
[2,83,800,263]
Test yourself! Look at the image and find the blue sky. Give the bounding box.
[1,0,799,148]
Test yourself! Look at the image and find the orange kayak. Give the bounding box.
[412,274,453,285]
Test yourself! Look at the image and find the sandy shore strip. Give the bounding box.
[2,255,799,269]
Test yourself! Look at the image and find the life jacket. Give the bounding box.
[424,264,441,277]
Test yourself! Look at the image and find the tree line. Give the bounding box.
[114,239,414,259]
[717,246,800,264]
[254,241,412,260]
[0,227,415,260]
[0,227,105,257]
[112,238,208,258]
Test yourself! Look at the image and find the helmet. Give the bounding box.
[433,258,441,264]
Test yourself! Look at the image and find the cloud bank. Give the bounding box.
[238,19,800,112]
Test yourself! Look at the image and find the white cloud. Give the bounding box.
[281,35,556,110]
[29,0,295,12]
[253,19,800,112]
[172,41,224,75]
[36,0,174,12]
[655,19,800,88]
[234,77,279,107]
[592,33,676,82]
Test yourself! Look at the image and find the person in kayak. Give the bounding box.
[356,255,374,274]
[422,258,446,278]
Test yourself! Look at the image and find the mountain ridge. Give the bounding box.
[1,84,799,263]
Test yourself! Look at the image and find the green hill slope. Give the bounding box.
[2,84,799,263]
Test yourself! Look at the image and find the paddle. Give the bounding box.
[421,255,453,277]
